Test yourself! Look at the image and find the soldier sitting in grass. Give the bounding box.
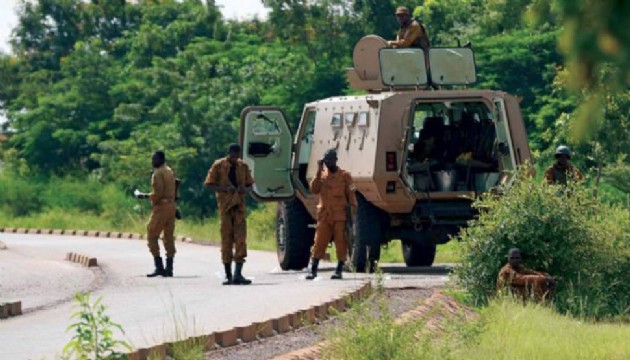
[497,248,556,301]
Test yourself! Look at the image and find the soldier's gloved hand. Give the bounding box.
[133,189,149,199]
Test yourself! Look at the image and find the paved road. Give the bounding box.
[0,233,448,359]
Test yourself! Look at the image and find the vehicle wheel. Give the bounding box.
[402,238,436,267]
[276,199,314,270]
[351,192,384,272]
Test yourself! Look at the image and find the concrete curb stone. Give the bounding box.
[0,301,21,319]
[215,328,238,347]
[254,320,275,338]
[236,324,257,343]
[272,315,291,333]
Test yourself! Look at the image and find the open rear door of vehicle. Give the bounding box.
[493,98,517,187]
[240,106,295,202]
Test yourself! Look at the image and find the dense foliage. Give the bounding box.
[0,0,628,217]
[454,171,630,318]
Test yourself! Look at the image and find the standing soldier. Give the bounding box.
[544,145,584,185]
[134,150,178,278]
[306,149,358,280]
[387,6,430,50]
[204,144,254,285]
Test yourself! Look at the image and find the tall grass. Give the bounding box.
[324,292,630,360]
[459,299,630,360]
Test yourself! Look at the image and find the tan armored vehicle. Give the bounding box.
[239,35,531,270]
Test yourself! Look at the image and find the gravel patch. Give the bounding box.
[204,287,436,360]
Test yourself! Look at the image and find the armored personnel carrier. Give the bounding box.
[239,35,531,270]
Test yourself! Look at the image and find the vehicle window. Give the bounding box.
[331,113,342,128]
[302,111,316,140]
[345,112,356,127]
[251,114,282,135]
[358,111,369,127]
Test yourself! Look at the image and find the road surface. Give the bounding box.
[0,233,448,359]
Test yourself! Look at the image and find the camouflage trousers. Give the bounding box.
[220,207,248,263]
[147,203,176,258]
[312,220,347,262]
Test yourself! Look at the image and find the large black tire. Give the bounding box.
[402,238,436,267]
[276,199,315,270]
[351,193,384,272]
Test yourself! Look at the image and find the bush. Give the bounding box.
[42,177,104,214]
[454,169,630,319]
[0,173,44,216]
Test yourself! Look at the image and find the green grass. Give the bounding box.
[379,240,461,264]
[458,299,630,360]
[0,203,278,252]
[324,292,630,360]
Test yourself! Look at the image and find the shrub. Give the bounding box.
[453,169,630,319]
[100,183,138,227]
[0,173,44,216]
[42,177,104,214]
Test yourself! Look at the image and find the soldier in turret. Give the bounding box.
[387,6,430,50]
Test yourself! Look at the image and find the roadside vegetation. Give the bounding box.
[325,290,630,360]
[454,170,629,319]
[0,171,278,251]
[1,0,629,358]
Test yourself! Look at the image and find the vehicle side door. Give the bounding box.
[240,106,295,201]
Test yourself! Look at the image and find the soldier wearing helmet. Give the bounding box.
[306,149,358,280]
[387,6,430,50]
[544,145,584,185]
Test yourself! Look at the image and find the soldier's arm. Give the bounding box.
[390,23,423,48]
[204,163,232,193]
[240,164,254,193]
[509,272,546,287]
[574,168,585,182]
[345,172,358,208]
[310,166,323,195]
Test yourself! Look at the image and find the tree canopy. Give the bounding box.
[1,0,628,217]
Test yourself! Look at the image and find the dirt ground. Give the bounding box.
[205,287,436,360]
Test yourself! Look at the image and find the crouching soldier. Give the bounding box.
[204,144,254,285]
[497,248,556,301]
[134,150,178,277]
[306,149,358,280]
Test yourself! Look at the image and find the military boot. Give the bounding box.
[164,256,174,277]
[232,262,252,285]
[223,263,233,285]
[331,261,344,280]
[147,256,165,277]
[306,258,319,280]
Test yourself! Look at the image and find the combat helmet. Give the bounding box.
[554,145,571,158]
